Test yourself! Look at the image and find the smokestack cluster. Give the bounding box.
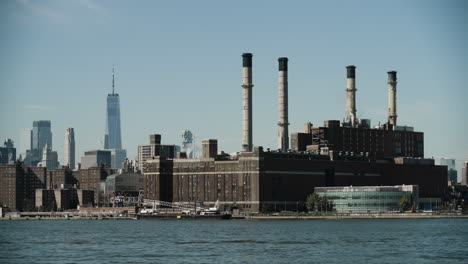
[278,57,289,151]
[238,53,401,153]
[387,71,397,127]
[345,65,357,127]
[241,53,253,152]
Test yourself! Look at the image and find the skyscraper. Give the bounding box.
[25,120,52,166]
[64,128,75,170]
[104,67,126,168]
[440,158,458,183]
[37,143,59,170]
[462,161,468,186]
[0,139,16,165]
[31,120,52,152]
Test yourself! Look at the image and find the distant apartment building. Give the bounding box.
[64,128,75,170]
[0,163,47,211]
[80,150,112,170]
[440,158,458,183]
[462,161,468,186]
[0,139,16,165]
[74,165,114,205]
[137,134,177,169]
[47,167,76,189]
[0,161,114,211]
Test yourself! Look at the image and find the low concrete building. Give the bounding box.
[35,189,56,210]
[100,160,143,206]
[80,150,111,170]
[35,188,94,211]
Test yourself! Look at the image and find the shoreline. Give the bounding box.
[248,214,468,220]
[1,214,468,220]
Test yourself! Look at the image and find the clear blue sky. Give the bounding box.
[1,0,467,174]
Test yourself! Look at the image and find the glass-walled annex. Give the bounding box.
[315,185,419,213]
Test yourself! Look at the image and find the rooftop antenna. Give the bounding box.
[112,65,115,95]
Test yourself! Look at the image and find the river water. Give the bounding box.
[1,218,467,263]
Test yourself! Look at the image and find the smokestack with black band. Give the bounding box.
[242,53,253,152]
[345,65,357,127]
[278,57,289,152]
[387,71,397,127]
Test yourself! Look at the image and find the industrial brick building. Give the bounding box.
[143,53,448,213]
[144,145,446,212]
[291,121,424,159]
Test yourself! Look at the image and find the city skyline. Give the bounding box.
[0,0,467,172]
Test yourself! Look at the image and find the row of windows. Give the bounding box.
[334,203,399,207]
[325,195,409,200]
[176,174,248,202]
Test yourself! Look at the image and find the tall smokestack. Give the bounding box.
[387,71,397,127]
[278,57,289,151]
[242,53,253,152]
[345,65,357,127]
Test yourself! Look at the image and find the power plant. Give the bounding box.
[241,53,254,152]
[291,66,422,159]
[345,65,357,127]
[387,71,398,127]
[142,53,447,213]
[277,57,289,152]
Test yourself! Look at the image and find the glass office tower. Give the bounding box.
[104,68,126,169]
[31,120,52,152]
[104,93,122,150]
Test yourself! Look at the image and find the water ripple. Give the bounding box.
[0,219,467,264]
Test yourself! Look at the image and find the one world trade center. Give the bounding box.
[104,67,126,168]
